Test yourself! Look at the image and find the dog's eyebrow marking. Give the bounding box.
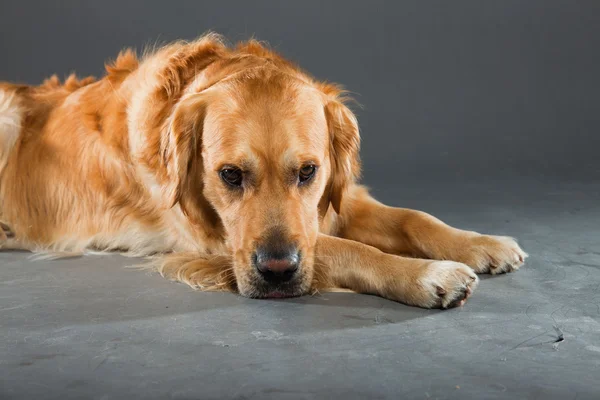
[281,148,321,167]
[214,158,255,174]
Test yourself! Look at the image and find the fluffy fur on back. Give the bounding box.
[0,33,353,256]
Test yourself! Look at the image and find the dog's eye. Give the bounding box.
[220,168,243,187]
[298,164,317,184]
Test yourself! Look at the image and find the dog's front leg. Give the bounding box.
[149,253,236,292]
[314,234,478,309]
[335,185,528,274]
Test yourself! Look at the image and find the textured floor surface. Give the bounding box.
[1,179,599,400]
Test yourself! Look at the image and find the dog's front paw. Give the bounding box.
[457,234,528,274]
[414,261,479,309]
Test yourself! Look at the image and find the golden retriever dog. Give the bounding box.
[0,34,527,308]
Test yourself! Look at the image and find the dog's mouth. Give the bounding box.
[237,255,313,299]
[253,284,305,299]
[246,279,307,299]
[261,291,297,299]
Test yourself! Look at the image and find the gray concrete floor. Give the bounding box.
[1,179,599,400]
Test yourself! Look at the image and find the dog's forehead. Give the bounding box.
[203,80,328,164]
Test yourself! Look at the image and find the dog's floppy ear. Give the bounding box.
[162,94,207,207]
[322,97,361,214]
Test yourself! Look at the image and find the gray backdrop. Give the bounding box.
[1,0,598,187]
[2,2,600,399]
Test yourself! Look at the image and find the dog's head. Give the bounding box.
[162,48,360,298]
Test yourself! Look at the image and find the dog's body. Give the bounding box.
[0,34,526,308]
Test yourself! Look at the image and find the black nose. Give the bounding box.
[253,246,300,283]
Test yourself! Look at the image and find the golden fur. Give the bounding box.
[0,34,527,308]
